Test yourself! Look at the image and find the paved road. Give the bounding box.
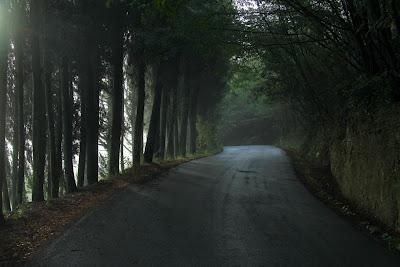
[29,146,400,266]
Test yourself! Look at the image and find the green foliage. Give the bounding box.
[220,55,278,135]
[196,116,222,153]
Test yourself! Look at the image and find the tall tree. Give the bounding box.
[77,55,88,187]
[79,0,100,185]
[31,0,46,202]
[53,72,63,196]
[188,86,198,154]
[109,9,125,175]
[133,57,146,170]
[0,0,9,223]
[3,146,11,211]
[144,68,163,163]
[61,56,77,193]
[85,45,100,185]
[158,84,169,160]
[86,52,100,184]
[43,0,58,198]
[44,60,58,198]
[14,0,26,205]
[178,57,189,157]
[167,84,179,159]
[11,61,19,205]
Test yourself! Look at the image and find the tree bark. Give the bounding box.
[166,65,179,160]
[109,19,124,175]
[53,72,63,197]
[120,126,125,172]
[130,83,136,164]
[120,92,125,172]
[11,76,19,205]
[31,0,46,202]
[158,85,169,160]
[86,54,100,185]
[45,60,58,198]
[0,0,8,222]
[166,94,174,159]
[77,57,88,187]
[61,56,77,193]
[167,84,178,159]
[189,86,198,154]
[3,147,11,212]
[133,57,146,170]
[178,71,189,157]
[86,48,100,185]
[14,0,25,205]
[144,70,163,163]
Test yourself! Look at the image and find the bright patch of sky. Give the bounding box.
[234,0,258,11]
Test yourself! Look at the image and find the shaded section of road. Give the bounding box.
[29,146,400,266]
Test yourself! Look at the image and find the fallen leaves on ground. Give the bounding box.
[0,156,203,266]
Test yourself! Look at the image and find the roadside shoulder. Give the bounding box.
[284,149,400,254]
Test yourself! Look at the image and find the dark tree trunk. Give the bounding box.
[31,0,46,202]
[133,57,146,170]
[128,57,137,164]
[153,121,160,158]
[45,61,58,198]
[173,86,179,158]
[189,87,198,154]
[109,20,124,175]
[166,82,178,159]
[130,86,136,164]
[179,92,189,156]
[86,49,100,185]
[168,85,179,159]
[2,179,11,212]
[166,95,174,159]
[164,60,179,159]
[0,0,8,222]
[158,85,169,160]
[61,56,77,193]
[178,56,190,157]
[77,57,88,187]
[53,73,63,198]
[144,71,163,163]
[11,79,19,205]
[15,0,25,205]
[3,161,11,212]
[120,126,125,172]
[120,93,125,172]
[4,146,12,211]
[77,130,86,186]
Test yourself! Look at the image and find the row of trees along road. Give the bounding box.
[0,0,235,224]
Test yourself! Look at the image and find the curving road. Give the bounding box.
[29,146,400,266]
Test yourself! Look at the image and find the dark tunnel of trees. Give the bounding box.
[0,0,399,229]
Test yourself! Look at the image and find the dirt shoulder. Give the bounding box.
[0,156,206,266]
[285,149,400,254]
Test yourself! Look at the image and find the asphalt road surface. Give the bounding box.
[29,146,400,267]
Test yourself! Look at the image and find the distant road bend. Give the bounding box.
[29,146,400,266]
